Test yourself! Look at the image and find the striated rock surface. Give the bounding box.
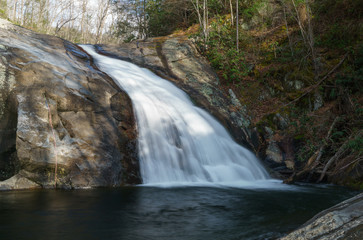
[280,193,363,240]
[0,19,140,189]
[97,37,257,151]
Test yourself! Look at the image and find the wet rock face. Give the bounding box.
[0,47,18,181]
[262,125,296,177]
[0,19,140,189]
[280,193,363,240]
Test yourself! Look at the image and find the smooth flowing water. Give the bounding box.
[0,186,357,240]
[81,45,269,185]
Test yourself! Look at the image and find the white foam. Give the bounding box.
[139,179,297,191]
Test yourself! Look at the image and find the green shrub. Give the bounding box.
[346,136,363,153]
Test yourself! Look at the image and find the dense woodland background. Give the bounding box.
[1,0,362,188]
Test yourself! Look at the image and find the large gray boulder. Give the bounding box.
[280,193,363,240]
[0,171,40,190]
[0,19,140,189]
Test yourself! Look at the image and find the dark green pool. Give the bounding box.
[0,183,358,240]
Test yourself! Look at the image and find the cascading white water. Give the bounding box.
[81,45,270,185]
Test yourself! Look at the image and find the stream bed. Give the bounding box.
[0,184,357,240]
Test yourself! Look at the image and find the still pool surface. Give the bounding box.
[0,184,358,240]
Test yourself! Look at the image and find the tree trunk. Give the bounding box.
[12,1,18,21]
[95,0,110,44]
[291,0,308,45]
[236,0,238,52]
[305,0,319,80]
[202,0,208,42]
[229,0,233,26]
[282,4,294,56]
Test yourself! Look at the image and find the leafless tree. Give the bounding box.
[281,0,319,79]
[236,0,238,51]
[229,0,233,26]
[191,0,209,43]
[95,0,111,43]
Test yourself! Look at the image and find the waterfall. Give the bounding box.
[81,45,269,185]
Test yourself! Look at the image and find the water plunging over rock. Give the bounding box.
[81,45,269,184]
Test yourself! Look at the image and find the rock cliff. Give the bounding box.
[0,19,140,189]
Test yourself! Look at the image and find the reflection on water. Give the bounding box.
[0,185,357,240]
